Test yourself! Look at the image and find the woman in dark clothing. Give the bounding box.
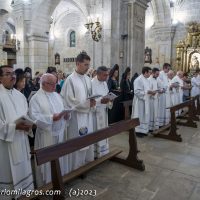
[120,67,133,101]
[14,68,26,93]
[107,64,123,123]
[130,72,139,93]
[107,64,120,94]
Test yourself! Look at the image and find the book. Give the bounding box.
[87,94,102,100]
[15,115,36,126]
[103,92,118,101]
[60,108,74,115]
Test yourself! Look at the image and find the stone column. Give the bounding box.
[0,44,7,65]
[0,16,8,65]
[28,35,49,74]
[127,0,149,74]
[151,26,176,67]
[11,0,31,69]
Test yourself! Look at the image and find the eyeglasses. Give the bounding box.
[2,72,16,77]
[45,82,57,86]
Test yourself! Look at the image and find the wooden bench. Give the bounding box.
[20,119,144,200]
[121,100,133,120]
[154,99,197,142]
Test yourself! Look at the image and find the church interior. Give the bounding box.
[1,0,200,200]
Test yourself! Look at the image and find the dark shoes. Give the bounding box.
[135,132,147,138]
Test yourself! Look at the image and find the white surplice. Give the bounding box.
[165,78,173,124]
[29,88,67,186]
[61,71,94,171]
[0,84,34,200]
[91,76,111,158]
[157,71,168,126]
[171,75,184,104]
[191,76,200,97]
[148,76,159,131]
[131,75,150,134]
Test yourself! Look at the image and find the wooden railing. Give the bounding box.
[121,100,132,120]
[154,98,198,142]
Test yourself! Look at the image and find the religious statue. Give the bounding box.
[190,55,199,70]
[55,53,60,65]
[144,47,152,64]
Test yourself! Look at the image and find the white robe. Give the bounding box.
[91,76,111,158]
[61,71,94,171]
[165,78,173,124]
[191,76,200,97]
[29,89,67,186]
[158,71,168,126]
[171,75,184,116]
[0,84,34,200]
[148,76,159,131]
[171,75,184,104]
[131,75,150,134]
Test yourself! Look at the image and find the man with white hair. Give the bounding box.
[0,65,34,200]
[171,71,184,105]
[29,73,70,186]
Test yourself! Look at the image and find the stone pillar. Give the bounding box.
[127,0,149,74]
[151,26,176,67]
[0,44,7,65]
[28,35,49,75]
[0,16,8,65]
[110,0,121,68]
[12,0,31,69]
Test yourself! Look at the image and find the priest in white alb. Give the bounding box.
[148,68,160,131]
[29,73,70,186]
[157,63,171,126]
[131,67,153,137]
[91,66,112,158]
[61,52,96,171]
[165,70,175,124]
[0,65,34,200]
[191,70,200,97]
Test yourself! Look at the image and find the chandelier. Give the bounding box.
[85,17,102,42]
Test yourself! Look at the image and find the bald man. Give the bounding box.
[171,71,184,105]
[29,73,70,186]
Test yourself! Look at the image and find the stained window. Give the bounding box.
[70,31,76,47]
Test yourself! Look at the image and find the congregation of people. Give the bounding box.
[0,51,200,199]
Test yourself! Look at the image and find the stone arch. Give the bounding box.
[148,0,171,26]
[30,0,89,36]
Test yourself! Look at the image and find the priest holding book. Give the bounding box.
[0,65,34,200]
[92,66,113,158]
[29,73,70,186]
[61,52,96,171]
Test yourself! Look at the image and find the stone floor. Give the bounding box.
[44,121,200,200]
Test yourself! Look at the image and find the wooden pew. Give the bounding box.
[20,119,144,200]
[121,100,133,120]
[154,99,197,142]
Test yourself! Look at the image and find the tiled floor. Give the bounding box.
[42,121,200,200]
